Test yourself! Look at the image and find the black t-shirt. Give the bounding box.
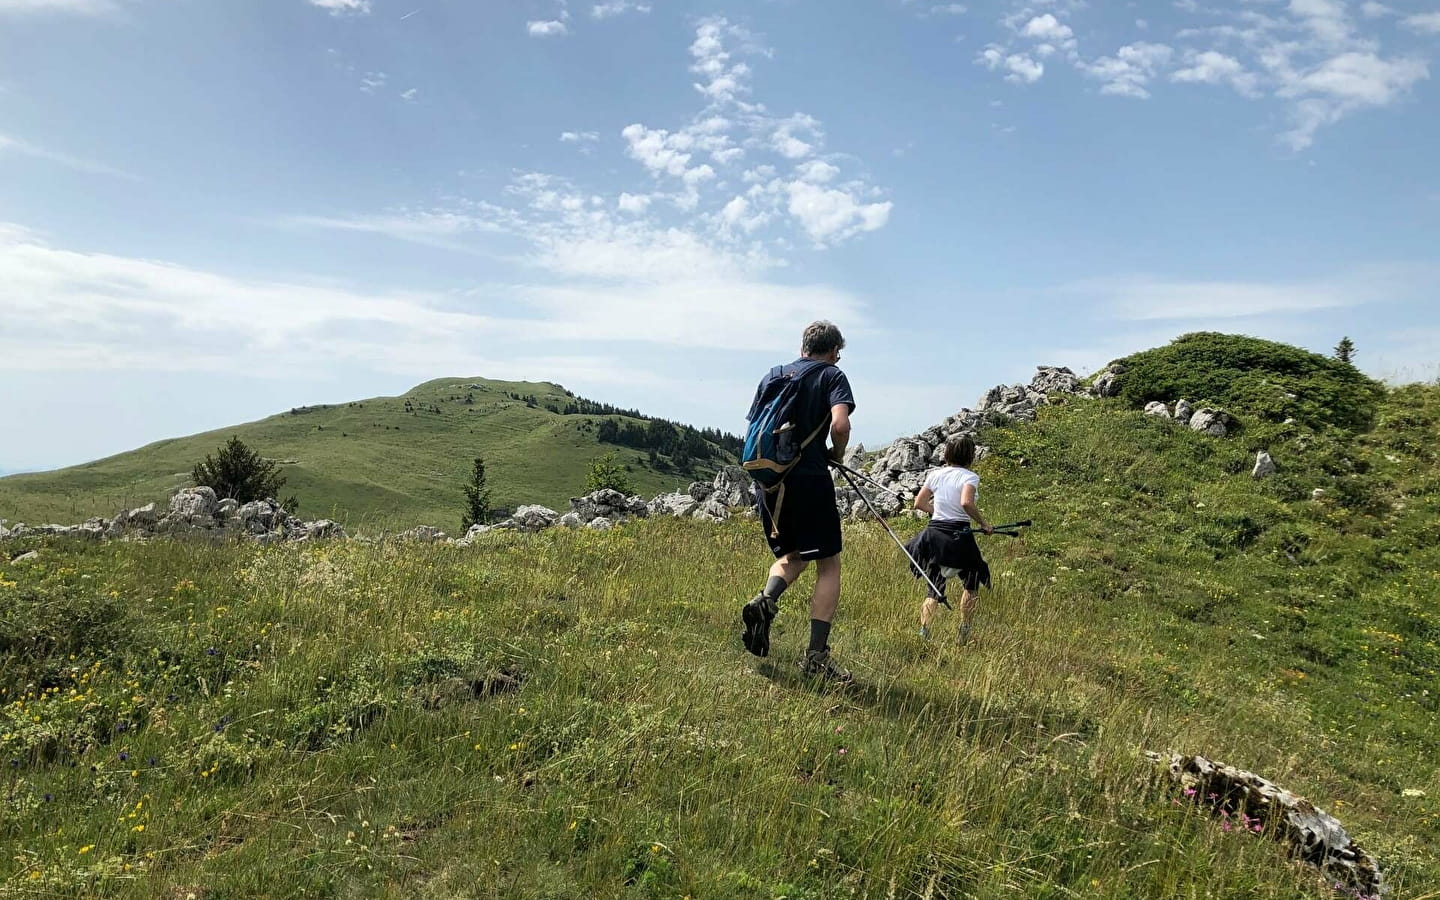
[748,359,856,476]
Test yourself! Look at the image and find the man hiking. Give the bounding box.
[740,320,856,683]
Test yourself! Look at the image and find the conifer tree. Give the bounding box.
[191,436,287,504]
[461,456,491,530]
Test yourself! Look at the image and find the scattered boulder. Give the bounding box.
[710,466,752,508]
[1312,488,1327,501]
[304,519,346,540]
[502,506,559,532]
[236,500,290,535]
[557,512,584,529]
[648,492,700,519]
[1089,362,1126,398]
[169,486,218,520]
[1253,451,1277,479]
[216,498,239,517]
[127,503,159,529]
[1031,365,1080,396]
[1144,401,1172,419]
[1189,408,1231,437]
[686,481,714,502]
[1173,399,1194,423]
[1151,752,1385,898]
[585,517,614,531]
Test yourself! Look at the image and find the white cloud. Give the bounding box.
[308,0,371,15]
[1080,43,1174,98]
[1288,0,1353,44]
[560,131,600,143]
[784,181,893,246]
[359,71,387,93]
[979,45,1045,83]
[1171,50,1260,96]
[0,132,138,180]
[1021,14,1074,45]
[527,19,568,37]
[930,4,967,15]
[400,88,418,102]
[591,0,650,19]
[972,0,1434,149]
[617,192,651,214]
[621,123,701,178]
[794,160,841,184]
[771,114,821,159]
[1402,12,1440,34]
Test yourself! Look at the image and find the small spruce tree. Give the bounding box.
[461,456,491,530]
[191,436,288,503]
[584,452,633,494]
[1334,336,1356,365]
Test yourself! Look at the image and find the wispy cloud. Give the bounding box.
[591,0,650,19]
[527,19,568,37]
[0,132,139,180]
[1402,12,1440,35]
[307,0,371,15]
[0,222,866,382]
[0,0,116,13]
[1067,264,1437,321]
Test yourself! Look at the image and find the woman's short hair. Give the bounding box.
[944,435,976,468]
[801,321,846,357]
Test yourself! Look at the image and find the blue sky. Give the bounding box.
[2,0,1438,473]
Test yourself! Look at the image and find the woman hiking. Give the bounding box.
[906,435,993,643]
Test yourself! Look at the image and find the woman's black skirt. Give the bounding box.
[904,519,991,597]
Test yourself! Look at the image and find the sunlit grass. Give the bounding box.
[3,384,1437,898]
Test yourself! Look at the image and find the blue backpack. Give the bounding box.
[742,360,832,535]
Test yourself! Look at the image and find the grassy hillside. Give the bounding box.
[0,378,735,532]
[2,379,1436,898]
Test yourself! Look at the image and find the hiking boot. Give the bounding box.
[741,594,777,658]
[919,625,931,640]
[798,647,853,684]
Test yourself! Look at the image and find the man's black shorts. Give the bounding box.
[755,471,842,561]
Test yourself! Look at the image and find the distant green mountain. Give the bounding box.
[0,377,739,531]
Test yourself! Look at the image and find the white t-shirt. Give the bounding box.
[925,466,979,521]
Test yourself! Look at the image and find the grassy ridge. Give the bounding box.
[1,383,1436,898]
[0,378,733,532]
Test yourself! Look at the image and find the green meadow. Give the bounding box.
[3,365,1436,897]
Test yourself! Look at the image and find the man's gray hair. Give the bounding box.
[801,320,846,357]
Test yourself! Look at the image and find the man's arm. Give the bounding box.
[827,403,852,463]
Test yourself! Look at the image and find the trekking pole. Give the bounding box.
[957,520,1032,537]
[828,460,907,499]
[833,464,947,600]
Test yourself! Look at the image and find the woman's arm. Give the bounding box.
[960,483,993,534]
[914,485,934,515]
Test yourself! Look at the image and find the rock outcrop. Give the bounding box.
[1151,752,1385,898]
[0,491,343,545]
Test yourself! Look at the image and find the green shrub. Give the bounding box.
[1113,332,1384,432]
